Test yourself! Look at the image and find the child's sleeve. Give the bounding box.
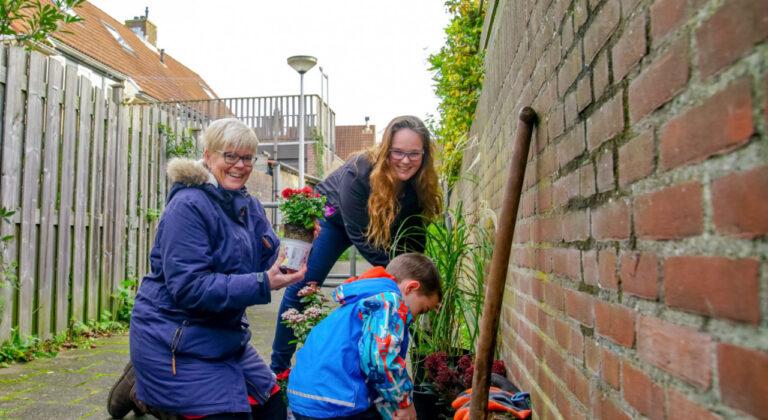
[358,292,413,417]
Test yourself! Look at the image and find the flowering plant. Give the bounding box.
[280,282,333,345]
[423,352,507,402]
[279,186,326,231]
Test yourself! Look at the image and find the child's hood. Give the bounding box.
[332,267,400,306]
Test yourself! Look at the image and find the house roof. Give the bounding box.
[335,125,376,160]
[44,1,217,102]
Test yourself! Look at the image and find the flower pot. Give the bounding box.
[281,238,312,270]
[413,383,452,419]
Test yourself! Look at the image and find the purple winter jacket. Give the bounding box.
[130,159,280,416]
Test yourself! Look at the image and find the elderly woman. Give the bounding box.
[108,118,305,419]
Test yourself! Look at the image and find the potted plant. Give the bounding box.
[393,203,494,417]
[279,186,326,270]
[279,282,333,345]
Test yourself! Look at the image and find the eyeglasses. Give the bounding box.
[218,150,257,166]
[389,149,424,161]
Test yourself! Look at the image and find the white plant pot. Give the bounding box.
[282,238,313,270]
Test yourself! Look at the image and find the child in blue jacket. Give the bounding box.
[287,253,442,420]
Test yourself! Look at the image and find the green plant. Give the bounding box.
[160,123,197,159]
[0,207,16,315]
[428,0,486,189]
[112,278,137,324]
[0,0,84,46]
[280,282,333,345]
[145,208,161,223]
[279,187,325,230]
[393,203,491,360]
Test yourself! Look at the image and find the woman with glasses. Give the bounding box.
[107,118,306,420]
[270,115,442,378]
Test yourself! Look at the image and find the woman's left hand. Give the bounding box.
[266,250,307,290]
[313,220,321,240]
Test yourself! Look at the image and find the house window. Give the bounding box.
[102,22,134,53]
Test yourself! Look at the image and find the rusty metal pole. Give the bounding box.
[470,107,537,419]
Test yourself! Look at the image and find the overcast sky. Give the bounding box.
[89,1,450,137]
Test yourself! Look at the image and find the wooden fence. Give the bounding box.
[0,45,209,342]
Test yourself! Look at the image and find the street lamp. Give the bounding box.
[287,55,317,186]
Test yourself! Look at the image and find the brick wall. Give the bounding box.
[454,0,768,418]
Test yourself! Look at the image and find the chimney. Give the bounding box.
[125,8,157,46]
[363,116,372,134]
[159,48,165,63]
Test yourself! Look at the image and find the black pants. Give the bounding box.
[292,406,381,420]
[149,393,287,420]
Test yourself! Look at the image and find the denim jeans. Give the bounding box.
[270,217,352,372]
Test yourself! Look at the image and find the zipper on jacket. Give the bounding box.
[170,321,188,376]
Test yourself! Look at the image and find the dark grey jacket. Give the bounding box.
[316,154,426,266]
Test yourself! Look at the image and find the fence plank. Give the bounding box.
[148,108,161,241]
[37,58,63,339]
[111,98,129,291]
[54,64,79,333]
[100,90,118,312]
[86,86,105,321]
[126,107,140,280]
[18,51,46,335]
[136,106,149,282]
[71,76,92,322]
[0,47,27,341]
[158,107,167,211]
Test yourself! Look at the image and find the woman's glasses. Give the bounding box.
[218,150,257,166]
[389,149,424,161]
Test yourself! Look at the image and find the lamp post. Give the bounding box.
[287,55,317,186]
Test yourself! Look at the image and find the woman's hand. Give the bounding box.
[313,220,321,240]
[266,250,307,290]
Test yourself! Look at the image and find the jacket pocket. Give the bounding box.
[170,320,188,376]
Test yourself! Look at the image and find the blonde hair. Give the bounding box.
[364,116,442,250]
[203,118,259,153]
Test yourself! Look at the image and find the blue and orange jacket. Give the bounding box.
[287,267,414,419]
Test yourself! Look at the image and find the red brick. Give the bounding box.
[544,281,566,312]
[593,51,610,99]
[559,49,583,97]
[598,394,631,420]
[637,316,713,389]
[553,171,579,208]
[660,78,754,170]
[587,92,624,151]
[601,346,621,388]
[566,364,591,405]
[584,0,620,63]
[556,126,586,168]
[696,0,768,78]
[618,130,654,187]
[718,343,768,418]
[537,147,558,180]
[664,256,760,324]
[619,252,659,299]
[623,363,665,420]
[596,148,614,193]
[565,289,594,327]
[585,338,600,374]
[552,248,581,280]
[634,182,703,240]
[621,0,642,17]
[562,210,589,242]
[565,90,578,128]
[579,163,596,197]
[650,0,687,40]
[583,250,598,286]
[568,327,584,359]
[595,301,635,347]
[577,76,592,112]
[598,249,618,289]
[629,38,689,122]
[537,181,553,213]
[592,199,631,240]
[667,388,722,420]
[712,166,768,238]
[548,104,566,141]
[613,14,646,82]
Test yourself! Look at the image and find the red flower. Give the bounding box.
[492,360,507,376]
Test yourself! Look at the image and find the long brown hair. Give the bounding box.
[364,116,442,250]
